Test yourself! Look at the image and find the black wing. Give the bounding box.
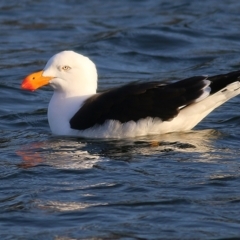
[70,76,209,130]
[208,70,240,94]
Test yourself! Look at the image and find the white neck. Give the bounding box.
[48,91,94,135]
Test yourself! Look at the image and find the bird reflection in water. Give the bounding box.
[16,138,103,169]
[16,129,219,169]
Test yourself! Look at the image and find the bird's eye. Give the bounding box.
[62,66,71,71]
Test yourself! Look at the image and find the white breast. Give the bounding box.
[48,92,92,136]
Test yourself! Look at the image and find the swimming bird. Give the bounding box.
[21,50,240,138]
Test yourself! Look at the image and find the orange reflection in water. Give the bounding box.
[16,142,44,168]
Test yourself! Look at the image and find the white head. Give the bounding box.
[22,50,98,96]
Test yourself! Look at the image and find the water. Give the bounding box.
[1,0,240,239]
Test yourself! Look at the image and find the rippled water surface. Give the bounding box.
[1,0,240,239]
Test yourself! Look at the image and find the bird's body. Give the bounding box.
[22,51,240,138]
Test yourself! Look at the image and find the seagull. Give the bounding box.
[21,50,240,138]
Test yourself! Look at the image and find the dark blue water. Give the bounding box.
[1,0,240,239]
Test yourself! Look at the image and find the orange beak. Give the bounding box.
[21,70,53,91]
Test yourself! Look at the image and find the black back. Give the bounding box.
[70,70,240,131]
[70,76,209,130]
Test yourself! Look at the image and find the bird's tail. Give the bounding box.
[167,71,240,132]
